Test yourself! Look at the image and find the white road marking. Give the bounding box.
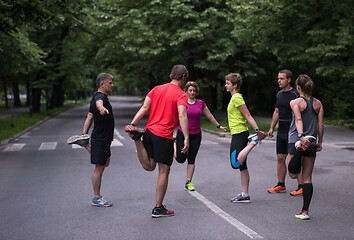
[114,128,125,140]
[111,138,123,146]
[38,142,57,150]
[4,144,26,152]
[71,138,123,149]
[71,144,83,149]
[188,191,263,239]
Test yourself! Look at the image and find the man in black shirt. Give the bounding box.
[82,73,115,207]
[267,70,303,196]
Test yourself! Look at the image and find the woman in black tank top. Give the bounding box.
[287,74,324,220]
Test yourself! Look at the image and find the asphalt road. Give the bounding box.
[0,96,353,240]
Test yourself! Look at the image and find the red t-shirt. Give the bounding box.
[144,83,188,139]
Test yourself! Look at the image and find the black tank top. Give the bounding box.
[288,97,318,144]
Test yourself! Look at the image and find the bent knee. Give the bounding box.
[288,173,299,179]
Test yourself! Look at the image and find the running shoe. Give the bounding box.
[295,211,310,220]
[290,187,303,196]
[248,131,267,145]
[92,196,113,207]
[67,134,90,147]
[267,184,286,193]
[124,125,145,141]
[185,181,195,191]
[152,205,175,218]
[231,193,251,203]
[295,135,316,151]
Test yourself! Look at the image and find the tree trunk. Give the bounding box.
[2,81,9,109]
[12,78,21,107]
[32,87,42,113]
[49,82,65,109]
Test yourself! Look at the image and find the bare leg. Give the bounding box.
[277,153,287,183]
[240,169,250,194]
[187,164,195,181]
[134,140,156,171]
[92,158,110,197]
[155,163,170,207]
[84,144,91,153]
[237,143,257,165]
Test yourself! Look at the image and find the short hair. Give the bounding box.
[184,81,199,94]
[279,69,293,80]
[225,73,242,88]
[296,74,314,96]
[96,73,113,87]
[169,65,189,81]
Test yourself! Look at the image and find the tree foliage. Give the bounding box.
[1,0,353,118]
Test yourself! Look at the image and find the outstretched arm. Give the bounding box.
[131,97,152,126]
[202,106,227,131]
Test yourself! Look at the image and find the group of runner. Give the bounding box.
[68,65,324,221]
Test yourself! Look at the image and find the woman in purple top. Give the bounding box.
[175,81,227,191]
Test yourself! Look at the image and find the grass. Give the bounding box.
[200,116,271,134]
[0,101,89,143]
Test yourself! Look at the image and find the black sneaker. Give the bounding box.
[67,134,90,147]
[152,205,175,218]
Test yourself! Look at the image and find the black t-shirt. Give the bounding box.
[89,92,114,141]
[275,88,299,129]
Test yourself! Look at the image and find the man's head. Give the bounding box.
[96,73,114,95]
[278,69,292,90]
[169,65,189,81]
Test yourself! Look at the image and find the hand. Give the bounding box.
[299,136,311,148]
[181,138,189,154]
[257,130,267,141]
[219,126,227,132]
[267,129,274,138]
[99,107,109,115]
[316,143,322,152]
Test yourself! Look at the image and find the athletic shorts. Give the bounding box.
[176,129,202,165]
[230,131,249,171]
[288,143,317,157]
[276,129,289,154]
[276,121,291,154]
[91,140,111,165]
[143,129,174,166]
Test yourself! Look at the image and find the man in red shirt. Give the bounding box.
[125,65,189,217]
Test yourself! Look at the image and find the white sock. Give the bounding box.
[242,192,249,197]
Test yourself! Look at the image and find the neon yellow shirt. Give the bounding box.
[227,93,248,135]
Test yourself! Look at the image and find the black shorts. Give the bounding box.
[276,129,289,154]
[230,131,249,171]
[288,143,317,157]
[176,129,202,165]
[143,129,174,166]
[91,140,111,165]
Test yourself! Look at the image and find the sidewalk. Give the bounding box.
[0,107,29,119]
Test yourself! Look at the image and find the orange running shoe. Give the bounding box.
[290,187,303,196]
[267,184,286,193]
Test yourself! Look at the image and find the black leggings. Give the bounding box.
[176,130,202,165]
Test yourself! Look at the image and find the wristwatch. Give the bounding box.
[255,128,259,133]
[298,133,304,138]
